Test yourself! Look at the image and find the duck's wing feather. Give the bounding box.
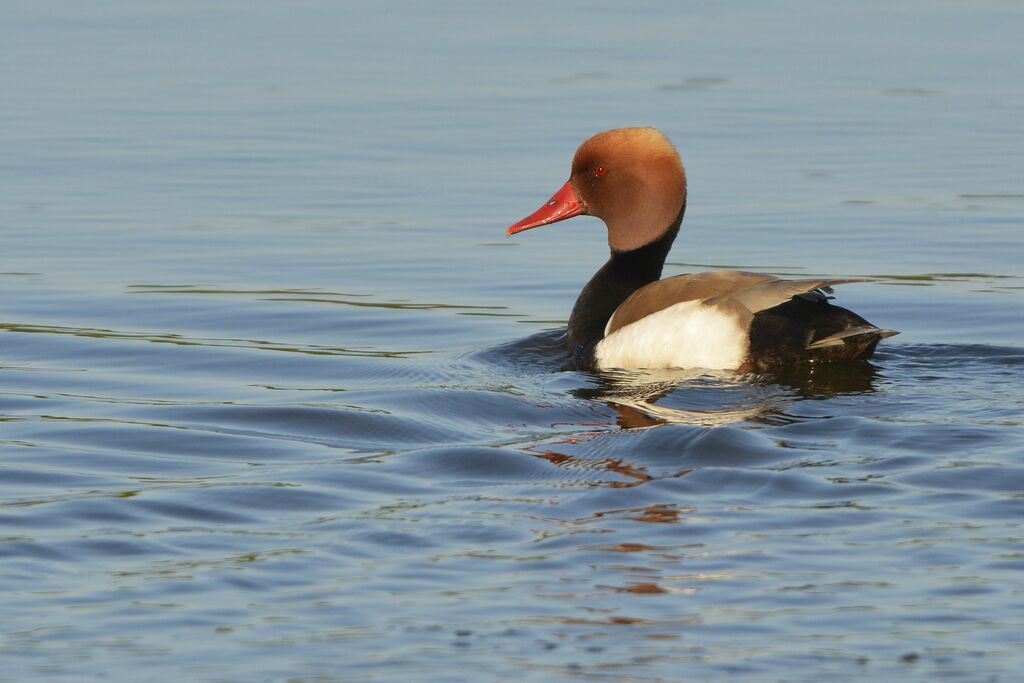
[605,271,772,335]
[704,277,866,313]
[806,326,900,349]
[605,270,868,337]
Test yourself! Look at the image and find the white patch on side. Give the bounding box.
[594,301,748,370]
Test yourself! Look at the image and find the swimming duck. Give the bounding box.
[506,127,896,372]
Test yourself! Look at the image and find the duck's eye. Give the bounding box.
[594,165,608,177]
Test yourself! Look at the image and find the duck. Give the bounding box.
[506,127,897,372]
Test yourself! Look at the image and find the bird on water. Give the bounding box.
[506,127,897,372]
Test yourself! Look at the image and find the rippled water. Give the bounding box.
[3,2,1023,681]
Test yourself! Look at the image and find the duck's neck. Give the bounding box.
[567,204,685,369]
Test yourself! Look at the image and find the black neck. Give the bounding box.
[566,203,685,369]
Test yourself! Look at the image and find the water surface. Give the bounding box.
[2,2,1023,681]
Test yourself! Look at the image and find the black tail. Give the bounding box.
[745,297,897,371]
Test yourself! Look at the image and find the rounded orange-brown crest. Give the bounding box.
[505,128,687,252]
[569,128,687,252]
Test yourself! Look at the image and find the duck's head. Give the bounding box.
[506,127,687,252]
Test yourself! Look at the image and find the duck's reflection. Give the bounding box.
[575,367,778,429]
[520,362,883,486]
[533,450,693,488]
[575,361,882,429]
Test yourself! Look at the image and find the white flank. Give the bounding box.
[594,301,747,370]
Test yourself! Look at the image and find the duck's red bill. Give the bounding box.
[506,181,583,236]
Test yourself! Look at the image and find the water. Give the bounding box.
[2,1,1023,681]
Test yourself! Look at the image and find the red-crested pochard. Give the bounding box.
[507,127,897,372]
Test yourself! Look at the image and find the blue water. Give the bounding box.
[2,2,1023,681]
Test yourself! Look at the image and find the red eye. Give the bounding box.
[595,165,608,177]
